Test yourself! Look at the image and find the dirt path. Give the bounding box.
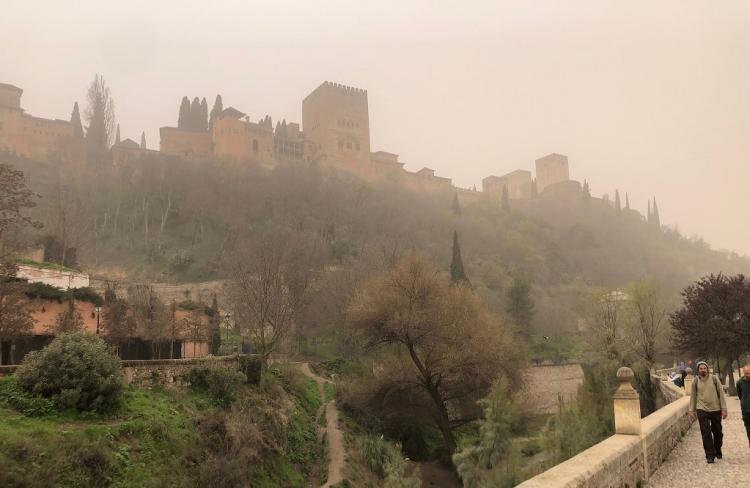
[297,363,345,488]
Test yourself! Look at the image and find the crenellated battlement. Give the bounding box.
[303,80,367,102]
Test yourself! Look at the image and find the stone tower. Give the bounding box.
[302,81,370,168]
[535,153,570,193]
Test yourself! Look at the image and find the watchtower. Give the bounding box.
[302,81,370,167]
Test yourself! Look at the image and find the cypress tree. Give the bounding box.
[582,179,592,205]
[115,124,120,144]
[450,231,470,286]
[531,178,538,198]
[209,94,223,131]
[614,190,621,215]
[652,198,661,229]
[625,192,630,211]
[647,199,652,223]
[209,294,222,355]
[190,97,201,130]
[452,192,461,216]
[200,97,208,131]
[501,185,510,212]
[140,131,147,149]
[178,96,190,129]
[70,102,84,138]
[507,276,535,333]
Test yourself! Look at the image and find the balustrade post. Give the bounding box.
[613,366,641,435]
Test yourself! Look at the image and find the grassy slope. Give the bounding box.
[0,368,322,488]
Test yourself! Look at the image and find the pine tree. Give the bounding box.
[652,198,661,229]
[200,97,208,131]
[209,94,223,131]
[140,131,147,149]
[614,190,621,215]
[178,96,190,129]
[450,231,470,286]
[501,185,510,212]
[70,102,84,138]
[507,276,535,333]
[452,192,461,216]
[115,124,120,144]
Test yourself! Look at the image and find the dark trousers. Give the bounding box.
[743,412,750,444]
[697,410,723,458]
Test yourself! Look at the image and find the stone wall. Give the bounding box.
[524,363,585,414]
[0,355,255,387]
[517,373,692,488]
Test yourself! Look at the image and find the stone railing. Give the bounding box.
[517,366,694,488]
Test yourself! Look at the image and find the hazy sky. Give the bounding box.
[3,1,750,253]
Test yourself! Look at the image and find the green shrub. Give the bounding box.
[15,332,123,413]
[0,376,55,416]
[24,282,103,306]
[185,365,246,407]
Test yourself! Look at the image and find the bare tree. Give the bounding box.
[183,309,206,358]
[102,297,137,351]
[626,280,670,365]
[52,291,84,334]
[589,290,628,361]
[227,229,318,380]
[0,164,39,259]
[129,285,168,359]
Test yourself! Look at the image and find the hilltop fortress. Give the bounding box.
[0,80,579,206]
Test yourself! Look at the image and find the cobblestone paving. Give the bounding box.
[648,395,749,487]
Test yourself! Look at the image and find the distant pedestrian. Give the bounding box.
[689,361,727,463]
[736,364,750,447]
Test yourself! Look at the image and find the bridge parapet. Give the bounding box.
[517,366,693,488]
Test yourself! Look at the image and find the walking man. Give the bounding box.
[737,364,750,447]
[689,361,727,463]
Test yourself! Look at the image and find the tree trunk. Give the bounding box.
[725,358,737,396]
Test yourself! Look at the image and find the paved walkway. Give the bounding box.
[648,395,749,487]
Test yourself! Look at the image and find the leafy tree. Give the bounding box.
[84,73,116,163]
[670,273,750,390]
[0,164,38,252]
[53,291,84,334]
[347,252,523,455]
[178,96,190,128]
[501,185,510,212]
[452,192,461,216]
[0,269,34,364]
[450,230,470,286]
[70,101,84,138]
[506,276,534,332]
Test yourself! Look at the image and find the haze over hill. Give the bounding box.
[3,0,750,253]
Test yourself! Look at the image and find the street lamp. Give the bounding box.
[95,306,102,335]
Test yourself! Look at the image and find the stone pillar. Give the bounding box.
[613,366,641,435]
[684,368,694,395]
